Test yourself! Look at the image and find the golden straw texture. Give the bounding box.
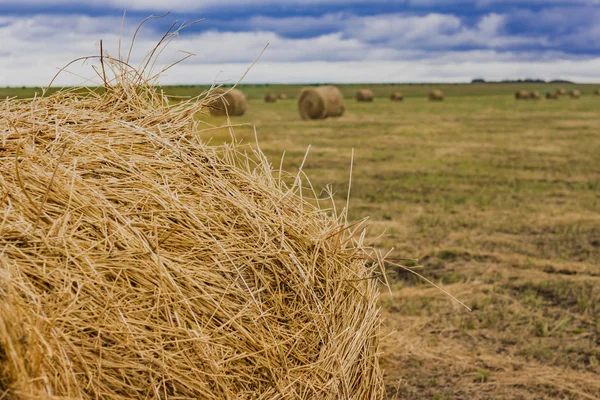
[390,92,404,102]
[355,90,373,102]
[297,86,345,120]
[0,58,384,399]
[428,89,444,101]
[208,88,248,116]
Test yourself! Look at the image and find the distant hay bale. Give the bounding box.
[558,88,567,95]
[208,88,247,116]
[355,89,374,102]
[515,90,529,100]
[390,92,404,101]
[298,85,345,120]
[0,59,384,399]
[264,92,278,103]
[428,89,444,101]
[594,88,600,96]
[570,89,581,99]
[278,93,288,100]
[529,91,541,100]
[546,91,559,100]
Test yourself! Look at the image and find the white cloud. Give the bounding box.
[346,12,546,49]
[1,13,600,86]
[146,57,600,84]
[0,0,394,12]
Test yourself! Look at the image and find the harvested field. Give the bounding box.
[3,82,600,399]
[200,88,600,400]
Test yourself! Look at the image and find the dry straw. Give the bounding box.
[355,89,374,102]
[278,93,288,101]
[514,90,529,100]
[264,92,278,103]
[390,92,404,102]
[428,89,444,101]
[569,89,581,99]
[208,88,248,116]
[297,86,345,120]
[0,21,384,400]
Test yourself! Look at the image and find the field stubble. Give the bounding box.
[199,91,600,399]
[5,84,596,398]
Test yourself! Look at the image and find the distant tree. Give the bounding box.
[471,78,486,83]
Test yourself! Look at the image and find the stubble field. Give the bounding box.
[4,83,599,399]
[197,84,600,400]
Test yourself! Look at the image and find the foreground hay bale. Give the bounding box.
[278,93,288,100]
[390,92,404,101]
[529,91,541,100]
[570,89,581,99]
[428,89,444,101]
[515,90,529,100]
[298,85,345,120]
[208,88,247,116]
[0,73,382,398]
[355,89,374,102]
[264,92,278,103]
[546,91,559,99]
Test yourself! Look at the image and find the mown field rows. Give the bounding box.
[5,85,598,398]
[198,91,599,399]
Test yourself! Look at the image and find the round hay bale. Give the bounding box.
[298,85,345,120]
[529,91,541,100]
[594,88,600,96]
[264,92,278,103]
[558,88,567,96]
[0,84,383,398]
[570,89,581,99]
[208,88,247,117]
[546,91,559,100]
[390,92,404,101]
[515,90,529,100]
[355,89,374,102]
[428,89,444,101]
[278,93,288,100]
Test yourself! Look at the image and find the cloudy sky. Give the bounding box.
[1,0,600,86]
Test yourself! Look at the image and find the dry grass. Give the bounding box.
[0,35,384,400]
[298,86,345,120]
[390,92,404,102]
[429,90,444,101]
[356,89,374,102]
[515,90,530,100]
[264,92,278,103]
[200,93,600,399]
[208,88,248,116]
